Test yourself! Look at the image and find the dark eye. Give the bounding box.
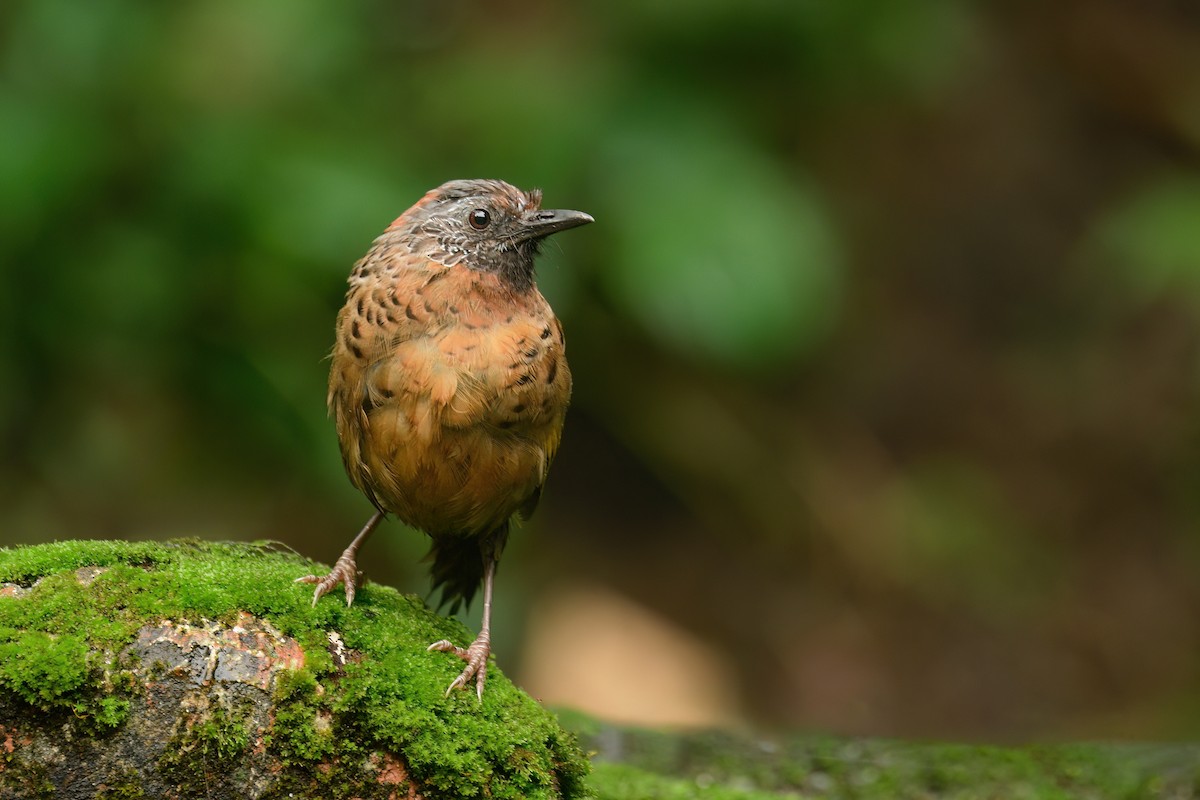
[469,209,491,230]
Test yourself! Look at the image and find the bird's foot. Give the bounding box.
[428,635,491,700]
[294,548,361,607]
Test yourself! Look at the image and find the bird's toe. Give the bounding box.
[430,637,492,700]
[295,558,359,608]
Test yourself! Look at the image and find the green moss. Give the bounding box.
[575,723,1193,800]
[590,764,781,800]
[269,668,338,764]
[94,770,148,798]
[0,747,55,800]
[0,631,90,706]
[0,539,591,799]
[158,705,254,789]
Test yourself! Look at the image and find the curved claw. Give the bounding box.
[295,557,359,608]
[428,638,491,700]
[299,511,382,608]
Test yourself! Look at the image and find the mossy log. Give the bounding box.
[0,540,588,800]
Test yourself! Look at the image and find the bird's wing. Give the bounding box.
[327,246,453,503]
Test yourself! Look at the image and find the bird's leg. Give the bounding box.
[295,510,384,607]
[428,555,497,700]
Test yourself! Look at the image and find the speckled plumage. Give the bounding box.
[299,179,592,697]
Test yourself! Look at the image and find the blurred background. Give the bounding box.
[3,0,1200,743]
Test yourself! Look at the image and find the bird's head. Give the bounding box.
[388,179,593,292]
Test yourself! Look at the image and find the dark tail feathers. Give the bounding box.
[425,523,508,614]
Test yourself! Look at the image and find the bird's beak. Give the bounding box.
[517,208,594,241]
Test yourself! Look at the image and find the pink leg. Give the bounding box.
[295,510,384,607]
[428,556,496,700]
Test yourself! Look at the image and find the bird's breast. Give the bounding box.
[329,264,571,535]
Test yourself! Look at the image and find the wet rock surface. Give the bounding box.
[0,609,415,799]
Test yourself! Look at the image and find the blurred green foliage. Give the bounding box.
[1093,174,1200,301]
[2,0,1200,742]
[596,104,840,367]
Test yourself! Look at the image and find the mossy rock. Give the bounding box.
[0,539,589,799]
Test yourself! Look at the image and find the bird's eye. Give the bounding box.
[469,209,491,230]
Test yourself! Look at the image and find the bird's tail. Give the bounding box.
[425,523,509,614]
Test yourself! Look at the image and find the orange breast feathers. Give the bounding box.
[328,262,571,536]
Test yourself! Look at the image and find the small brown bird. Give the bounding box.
[297,179,592,698]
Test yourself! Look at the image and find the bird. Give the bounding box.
[296,179,593,699]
